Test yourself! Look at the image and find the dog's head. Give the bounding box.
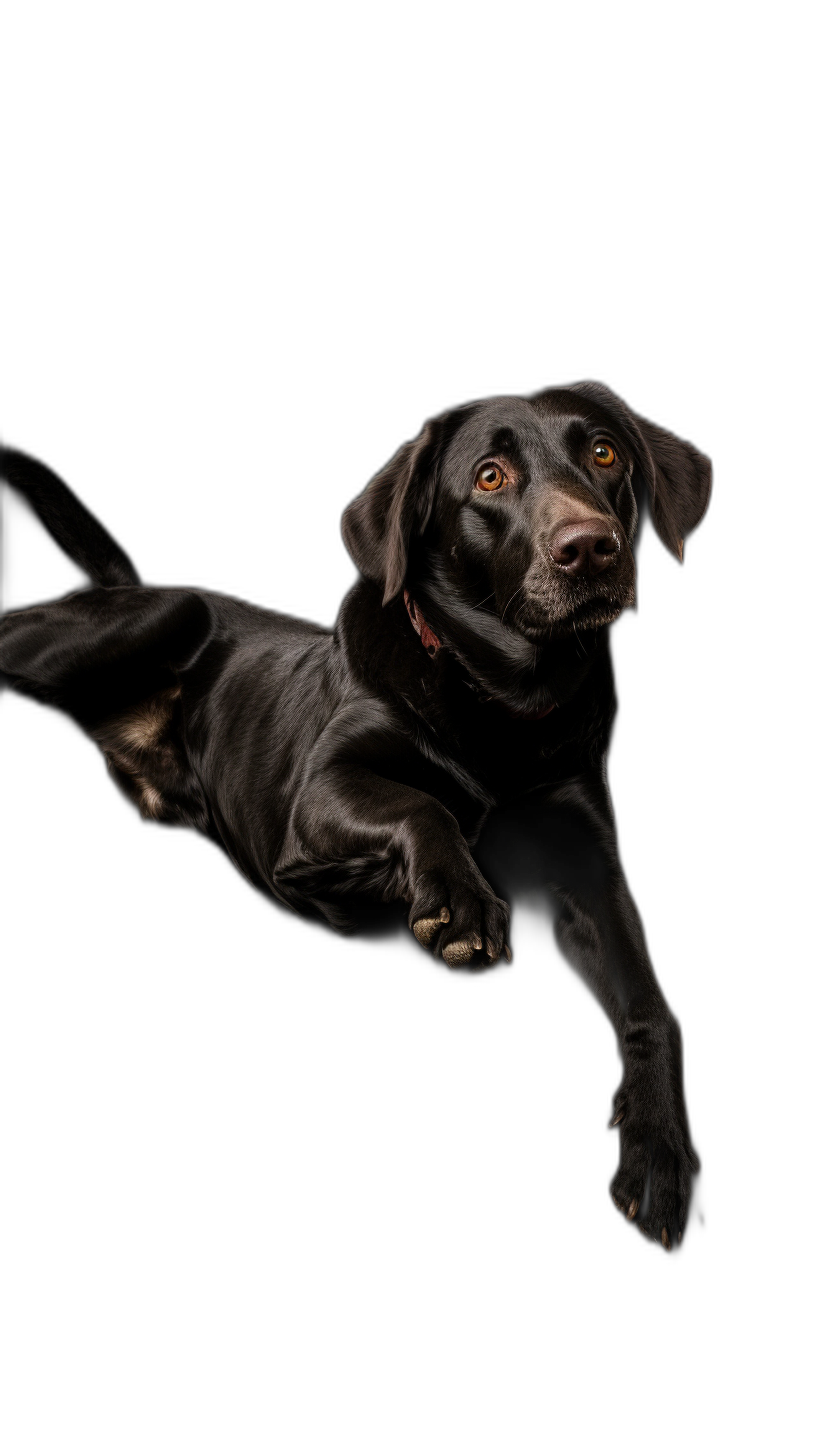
[342,383,710,680]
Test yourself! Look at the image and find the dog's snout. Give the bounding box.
[549,518,621,578]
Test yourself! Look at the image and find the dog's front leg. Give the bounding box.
[544,769,700,1248]
[275,765,509,967]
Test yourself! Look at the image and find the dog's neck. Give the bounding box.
[336,578,601,724]
[403,590,558,721]
[403,574,600,719]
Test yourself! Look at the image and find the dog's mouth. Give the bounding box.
[513,585,634,639]
[507,545,636,639]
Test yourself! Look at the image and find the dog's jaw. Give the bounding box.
[410,567,603,719]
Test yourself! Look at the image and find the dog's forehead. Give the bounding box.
[444,391,608,469]
[530,387,612,427]
[443,397,547,465]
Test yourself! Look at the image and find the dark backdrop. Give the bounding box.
[0,238,757,1333]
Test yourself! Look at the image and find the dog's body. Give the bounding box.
[0,382,710,1247]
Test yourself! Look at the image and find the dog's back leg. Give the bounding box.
[0,587,213,826]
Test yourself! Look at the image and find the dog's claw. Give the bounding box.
[504,943,512,962]
[661,1227,670,1250]
[627,1198,639,1221]
[412,907,450,947]
[610,1109,624,1127]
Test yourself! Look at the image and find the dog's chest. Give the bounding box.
[412,716,587,830]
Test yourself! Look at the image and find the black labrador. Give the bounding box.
[0,381,710,1248]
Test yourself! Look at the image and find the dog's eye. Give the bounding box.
[475,463,507,491]
[592,443,616,467]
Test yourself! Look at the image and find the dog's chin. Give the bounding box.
[514,589,632,640]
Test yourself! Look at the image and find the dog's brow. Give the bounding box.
[488,426,521,456]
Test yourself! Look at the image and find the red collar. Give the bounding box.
[403,590,555,720]
[404,590,441,656]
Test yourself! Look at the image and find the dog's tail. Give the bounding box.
[0,446,140,588]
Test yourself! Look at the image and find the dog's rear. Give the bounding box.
[0,447,216,831]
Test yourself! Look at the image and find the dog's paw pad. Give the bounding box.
[442,935,481,967]
[412,908,450,947]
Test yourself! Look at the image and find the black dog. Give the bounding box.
[0,382,710,1247]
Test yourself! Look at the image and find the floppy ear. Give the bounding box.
[632,412,712,561]
[567,382,712,561]
[341,415,447,604]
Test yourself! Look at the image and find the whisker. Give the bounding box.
[500,586,524,626]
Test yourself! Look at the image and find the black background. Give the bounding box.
[1,205,763,1339]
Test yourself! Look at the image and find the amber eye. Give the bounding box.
[592,442,616,467]
[476,462,507,491]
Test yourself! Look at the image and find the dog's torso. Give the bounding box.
[80,580,615,923]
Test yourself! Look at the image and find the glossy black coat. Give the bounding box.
[0,381,711,1247]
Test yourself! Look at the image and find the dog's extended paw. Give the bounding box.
[609,1083,699,1252]
[410,870,510,967]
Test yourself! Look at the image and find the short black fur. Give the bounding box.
[0,383,711,1248]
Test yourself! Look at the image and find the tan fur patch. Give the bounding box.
[111,686,181,753]
[134,776,165,818]
[95,686,182,821]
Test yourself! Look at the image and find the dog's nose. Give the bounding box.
[549,518,621,577]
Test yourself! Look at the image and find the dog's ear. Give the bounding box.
[632,411,712,562]
[567,382,712,561]
[341,414,450,603]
